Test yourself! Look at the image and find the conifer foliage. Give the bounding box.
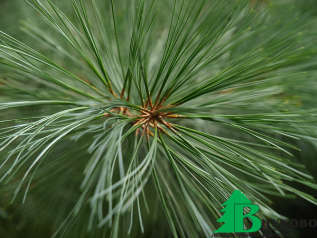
[0,0,317,237]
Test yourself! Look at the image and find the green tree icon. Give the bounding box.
[215,190,262,233]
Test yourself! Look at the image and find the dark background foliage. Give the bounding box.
[0,0,316,237]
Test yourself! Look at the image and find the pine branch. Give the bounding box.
[0,0,317,237]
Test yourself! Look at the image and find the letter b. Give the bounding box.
[234,204,262,233]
